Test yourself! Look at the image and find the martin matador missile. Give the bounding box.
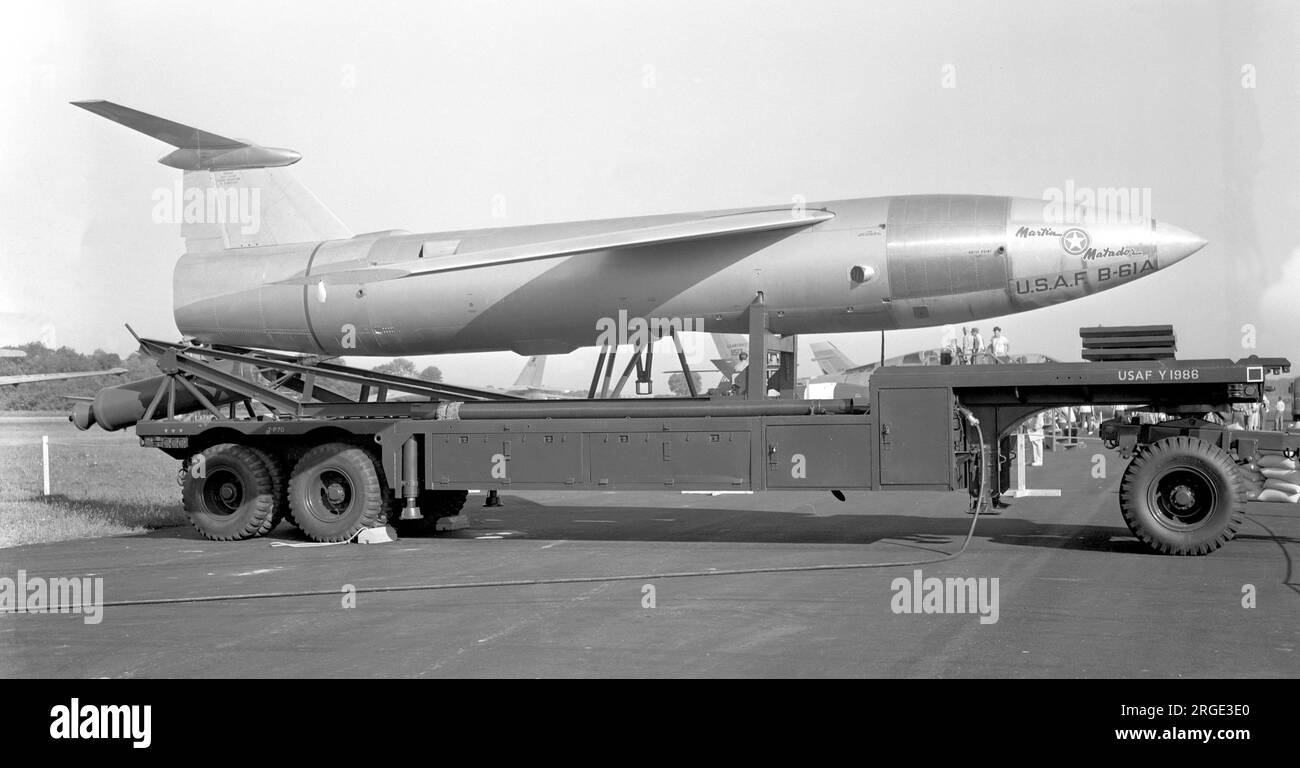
[74,100,1206,357]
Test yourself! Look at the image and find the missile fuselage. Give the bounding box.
[172,194,1203,357]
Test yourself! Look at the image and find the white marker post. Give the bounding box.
[42,435,50,496]
[1009,430,1060,498]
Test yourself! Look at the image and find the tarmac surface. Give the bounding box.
[2,440,1297,678]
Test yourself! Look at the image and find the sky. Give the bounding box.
[1,0,1297,391]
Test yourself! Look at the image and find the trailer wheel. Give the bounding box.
[1118,437,1245,555]
[274,446,306,528]
[182,444,279,541]
[389,490,469,535]
[246,446,287,534]
[289,443,389,542]
[1116,446,1146,517]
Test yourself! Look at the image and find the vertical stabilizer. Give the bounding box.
[811,341,856,375]
[513,356,548,389]
[176,167,351,252]
[73,100,351,252]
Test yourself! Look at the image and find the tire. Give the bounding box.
[288,443,389,542]
[245,446,287,534]
[389,489,469,535]
[274,445,306,528]
[182,444,279,541]
[1117,447,1145,517]
[1118,436,1245,555]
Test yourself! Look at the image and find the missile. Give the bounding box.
[74,101,1207,358]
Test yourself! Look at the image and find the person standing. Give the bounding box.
[960,327,972,364]
[1078,403,1095,435]
[990,326,1010,360]
[1029,411,1046,466]
[970,327,985,361]
[1062,406,1078,445]
[731,351,750,396]
[1278,396,1289,431]
[941,335,957,365]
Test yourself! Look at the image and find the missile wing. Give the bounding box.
[277,209,835,286]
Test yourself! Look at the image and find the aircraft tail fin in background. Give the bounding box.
[72,100,351,252]
[708,333,748,378]
[711,333,748,357]
[513,356,548,389]
[811,341,856,375]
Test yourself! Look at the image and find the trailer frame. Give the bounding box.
[93,316,1295,555]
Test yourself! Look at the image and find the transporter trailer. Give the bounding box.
[70,316,1295,556]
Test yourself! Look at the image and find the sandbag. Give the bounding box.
[1263,478,1300,495]
[1256,454,1298,470]
[1256,488,1300,503]
[1260,467,1300,481]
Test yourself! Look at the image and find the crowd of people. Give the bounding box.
[943,326,1012,365]
[1228,397,1291,430]
[1019,398,1295,467]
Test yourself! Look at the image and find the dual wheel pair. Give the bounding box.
[182,441,467,542]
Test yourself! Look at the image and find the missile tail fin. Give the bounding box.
[74,100,351,251]
[176,167,351,252]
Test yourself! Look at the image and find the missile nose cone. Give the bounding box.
[1152,220,1207,266]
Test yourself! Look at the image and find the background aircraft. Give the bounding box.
[709,333,750,381]
[0,347,127,387]
[803,340,1057,398]
[495,356,587,399]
